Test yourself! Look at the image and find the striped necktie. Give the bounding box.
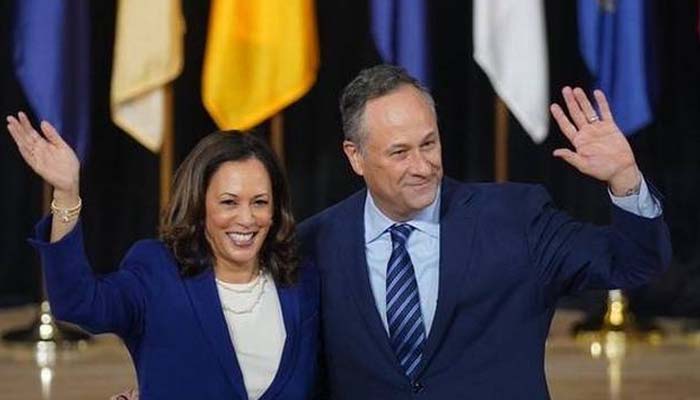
[386,223,426,380]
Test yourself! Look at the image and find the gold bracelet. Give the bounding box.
[50,197,82,223]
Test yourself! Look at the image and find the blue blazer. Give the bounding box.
[31,217,320,400]
[299,178,671,399]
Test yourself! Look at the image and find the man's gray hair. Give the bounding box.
[339,64,435,148]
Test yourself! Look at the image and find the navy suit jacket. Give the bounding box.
[299,178,671,399]
[31,217,320,400]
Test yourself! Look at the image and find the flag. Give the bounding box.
[202,0,319,130]
[578,0,653,135]
[473,0,550,143]
[111,0,185,152]
[13,0,91,161]
[371,0,430,87]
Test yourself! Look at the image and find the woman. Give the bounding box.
[5,112,319,399]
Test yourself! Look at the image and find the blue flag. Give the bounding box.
[578,0,653,135]
[371,0,430,87]
[13,0,91,161]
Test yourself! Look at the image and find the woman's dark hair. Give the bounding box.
[160,131,298,285]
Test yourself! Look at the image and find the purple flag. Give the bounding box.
[578,0,654,135]
[13,0,91,160]
[371,0,430,87]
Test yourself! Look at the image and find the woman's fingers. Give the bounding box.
[7,114,32,147]
[7,121,37,165]
[6,117,30,153]
[40,120,65,147]
[13,112,55,153]
[18,112,35,135]
[6,118,20,144]
[6,113,53,174]
[17,111,45,146]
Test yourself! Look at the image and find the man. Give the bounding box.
[299,65,671,399]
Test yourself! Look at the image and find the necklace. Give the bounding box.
[216,270,263,294]
[218,273,268,315]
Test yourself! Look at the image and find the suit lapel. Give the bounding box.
[420,180,478,370]
[337,192,399,368]
[184,269,247,399]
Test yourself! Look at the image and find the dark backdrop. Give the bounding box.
[1,1,698,318]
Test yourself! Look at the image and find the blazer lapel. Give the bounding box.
[184,269,248,399]
[420,180,478,370]
[337,193,399,370]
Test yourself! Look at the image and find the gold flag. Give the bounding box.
[111,0,185,152]
[202,0,319,130]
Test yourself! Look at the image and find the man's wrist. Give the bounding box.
[609,166,641,197]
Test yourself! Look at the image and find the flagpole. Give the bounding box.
[160,85,175,212]
[270,114,285,166]
[494,97,509,182]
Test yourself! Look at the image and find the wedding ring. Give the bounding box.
[587,114,600,123]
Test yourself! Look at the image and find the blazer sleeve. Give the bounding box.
[29,216,155,338]
[525,185,672,301]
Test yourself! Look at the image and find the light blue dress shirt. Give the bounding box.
[364,178,662,336]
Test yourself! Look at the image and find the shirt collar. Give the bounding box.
[364,186,441,244]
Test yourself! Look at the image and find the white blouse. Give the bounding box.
[216,273,286,400]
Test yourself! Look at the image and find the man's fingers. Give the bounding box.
[553,148,586,171]
[573,88,599,123]
[562,86,587,129]
[593,90,614,121]
[550,104,578,143]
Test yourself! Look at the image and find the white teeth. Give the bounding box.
[227,232,255,245]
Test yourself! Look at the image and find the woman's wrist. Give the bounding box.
[51,195,82,223]
[52,187,80,208]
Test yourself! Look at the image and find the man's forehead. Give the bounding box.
[365,84,425,110]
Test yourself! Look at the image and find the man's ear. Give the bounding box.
[342,140,364,176]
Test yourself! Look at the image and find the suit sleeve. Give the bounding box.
[525,185,672,301]
[29,216,151,338]
[297,218,330,398]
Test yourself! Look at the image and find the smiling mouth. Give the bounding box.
[227,232,257,246]
[406,179,434,188]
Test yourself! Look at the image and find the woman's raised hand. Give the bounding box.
[6,112,80,200]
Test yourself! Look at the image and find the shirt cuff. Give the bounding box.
[608,175,662,218]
